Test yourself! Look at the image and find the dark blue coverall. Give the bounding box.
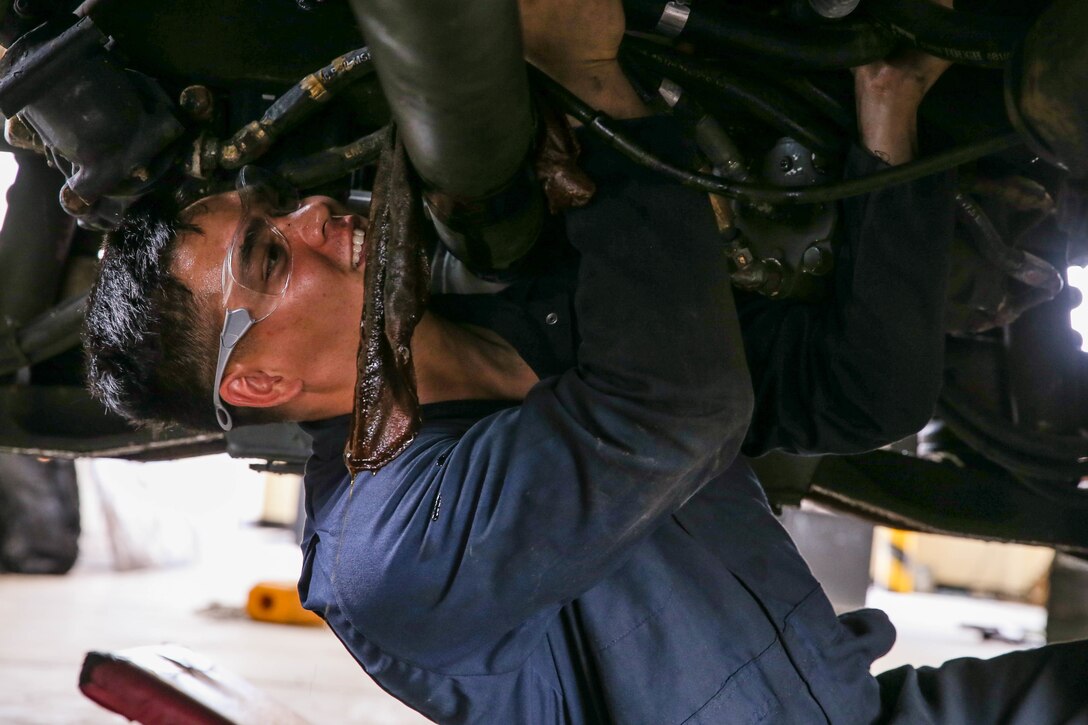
[299,117,1088,724]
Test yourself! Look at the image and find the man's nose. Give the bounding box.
[278,197,332,250]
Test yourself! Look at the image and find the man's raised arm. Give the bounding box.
[335,0,754,665]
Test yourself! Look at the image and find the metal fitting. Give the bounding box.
[4,114,45,154]
[219,122,271,170]
[808,0,860,19]
[656,1,691,38]
[186,134,220,179]
[178,85,214,122]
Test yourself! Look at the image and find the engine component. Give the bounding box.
[0,294,85,378]
[271,127,385,190]
[84,0,364,88]
[0,16,184,229]
[731,137,839,299]
[0,153,73,335]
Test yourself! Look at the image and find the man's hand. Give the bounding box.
[853,0,954,164]
[519,0,648,119]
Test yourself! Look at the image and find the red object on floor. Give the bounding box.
[79,645,310,725]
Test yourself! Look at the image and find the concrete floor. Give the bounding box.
[0,455,1051,724]
[0,550,429,724]
[0,456,429,725]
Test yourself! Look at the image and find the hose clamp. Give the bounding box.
[657,78,683,108]
[656,1,691,38]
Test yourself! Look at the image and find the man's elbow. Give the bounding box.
[704,381,756,456]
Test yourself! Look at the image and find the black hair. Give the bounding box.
[83,192,222,430]
[83,192,282,432]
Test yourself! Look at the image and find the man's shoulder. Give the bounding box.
[301,403,519,560]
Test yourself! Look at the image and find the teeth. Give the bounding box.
[351,228,366,269]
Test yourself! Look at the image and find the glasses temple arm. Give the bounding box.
[213,308,256,431]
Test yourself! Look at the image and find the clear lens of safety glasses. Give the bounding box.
[213,166,300,431]
[222,217,293,320]
[221,166,300,319]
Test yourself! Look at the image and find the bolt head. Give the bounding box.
[801,243,833,276]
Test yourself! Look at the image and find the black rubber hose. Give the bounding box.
[273,127,386,190]
[622,39,845,156]
[623,0,896,70]
[0,293,85,376]
[863,0,1024,68]
[219,47,375,169]
[937,401,1088,481]
[623,65,750,181]
[716,58,856,132]
[938,383,1088,479]
[532,67,1021,204]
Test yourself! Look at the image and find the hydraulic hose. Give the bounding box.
[347,0,543,276]
[622,40,845,157]
[863,0,1025,68]
[273,127,385,190]
[715,58,856,132]
[219,47,375,169]
[533,67,1022,205]
[623,0,896,70]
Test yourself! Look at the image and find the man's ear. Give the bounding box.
[220,369,303,410]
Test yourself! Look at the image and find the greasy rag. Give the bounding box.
[345,126,433,475]
[345,105,595,474]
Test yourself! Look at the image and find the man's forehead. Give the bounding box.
[171,191,243,295]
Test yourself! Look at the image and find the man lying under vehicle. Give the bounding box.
[82,0,1088,722]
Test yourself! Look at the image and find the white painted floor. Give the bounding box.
[0,455,1053,723]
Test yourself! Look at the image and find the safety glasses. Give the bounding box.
[212,166,300,431]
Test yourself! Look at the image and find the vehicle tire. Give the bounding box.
[0,453,79,574]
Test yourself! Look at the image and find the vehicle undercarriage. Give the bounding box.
[0,0,1085,553]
